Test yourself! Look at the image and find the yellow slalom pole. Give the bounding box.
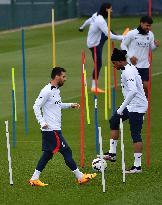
[52,8,56,67]
[105,66,108,120]
[107,9,111,110]
[84,69,90,125]
[12,67,17,121]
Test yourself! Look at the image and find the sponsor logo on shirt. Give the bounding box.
[137,41,149,47]
[127,79,134,82]
[55,100,61,105]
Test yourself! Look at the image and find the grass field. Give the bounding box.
[0,16,162,205]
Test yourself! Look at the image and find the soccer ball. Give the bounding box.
[92,157,107,172]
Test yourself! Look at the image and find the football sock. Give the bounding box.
[31,169,41,180]
[72,168,83,179]
[134,153,142,167]
[109,139,118,154]
[92,80,96,88]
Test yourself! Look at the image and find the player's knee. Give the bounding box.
[109,112,120,130]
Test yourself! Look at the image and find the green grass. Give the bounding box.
[0,16,162,205]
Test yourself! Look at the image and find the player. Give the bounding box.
[121,15,160,97]
[29,67,96,186]
[102,48,148,173]
[79,3,123,93]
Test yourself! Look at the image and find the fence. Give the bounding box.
[0,0,162,30]
[0,0,77,30]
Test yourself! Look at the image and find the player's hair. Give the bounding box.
[140,16,153,24]
[51,67,66,79]
[111,48,127,61]
[99,3,112,18]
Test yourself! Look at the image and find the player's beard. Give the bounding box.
[58,80,64,87]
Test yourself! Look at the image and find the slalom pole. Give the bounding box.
[52,8,56,67]
[12,90,16,147]
[148,0,152,17]
[146,0,152,168]
[11,68,17,122]
[21,29,28,135]
[105,66,108,120]
[107,9,112,110]
[94,47,99,153]
[98,127,106,192]
[111,42,116,114]
[82,50,90,125]
[5,120,13,185]
[120,118,125,183]
[112,87,116,114]
[80,50,85,168]
[112,41,117,90]
[146,50,152,168]
[84,68,91,125]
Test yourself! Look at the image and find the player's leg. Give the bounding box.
[101,108,129,161]
[58,131,96,184]
[125,112,144,174]
[137,68,149,98]
[90,45,104,93]
[29,151,53,186]
[143,80,148,98]
[29,131,57,186]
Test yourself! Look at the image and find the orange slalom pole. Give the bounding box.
[80,50,85,168]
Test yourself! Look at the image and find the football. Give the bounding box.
[92,157,107,172]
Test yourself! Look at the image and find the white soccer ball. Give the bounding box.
[92,157,107,172]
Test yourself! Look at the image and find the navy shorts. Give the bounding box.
[42,130,69,154]
[109,108,145,143]
[137,68,149,81]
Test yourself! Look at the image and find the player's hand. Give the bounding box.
[117,109,123,115]
[42,124,48,129]
[154,40,160,47]
[130,56,137,65]
[71,103,80,109]
[79,28,84,32]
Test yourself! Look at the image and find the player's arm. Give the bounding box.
[61,103,80,109]
[79,17,92,31]
[150,32,160,50]
[33,89,50,128]
[97,19,123,41]
[117,72,137,115]
[121,31,137,65]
